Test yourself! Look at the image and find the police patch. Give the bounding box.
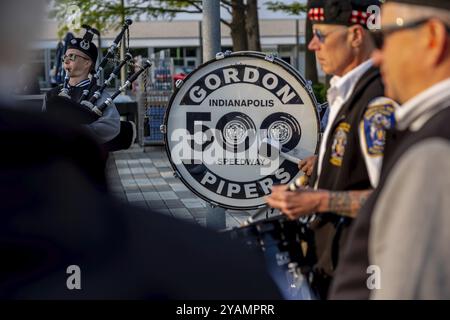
[361,98,396,157]
[330,122,350,167]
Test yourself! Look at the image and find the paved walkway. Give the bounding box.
[106,144,253,229]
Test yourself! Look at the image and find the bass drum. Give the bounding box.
[164,51,320,210]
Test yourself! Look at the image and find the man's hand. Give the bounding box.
[266,185,326,220]
[266,187,371,220]
[298,155,317,177]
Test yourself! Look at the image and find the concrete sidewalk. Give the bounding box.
[106,144,253,229]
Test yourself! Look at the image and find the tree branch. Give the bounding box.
[220,18,231,27]
[221,0,233,7]
[265,1,307,15]
[220,3,232,15]
[144,6,202,14]
[184,0,203,11]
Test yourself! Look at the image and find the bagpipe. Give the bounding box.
[78,19,132,104]
[46,20,152,152]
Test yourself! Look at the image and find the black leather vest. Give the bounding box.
[330,106,450,299]
[308,67,386,294]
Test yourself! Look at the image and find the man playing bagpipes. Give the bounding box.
[43,26,121,145]
[43,21,151,152]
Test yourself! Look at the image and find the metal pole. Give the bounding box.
[120,0,126,93]
[206,205,227,231]
[198,21,203,63]
[202,0,221,63]
[295,19,300,71]
[202,0,226,230]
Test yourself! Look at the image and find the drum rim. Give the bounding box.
[163,51,321,210]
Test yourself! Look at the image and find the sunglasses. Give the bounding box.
[371,18,450,49]
[313,29,335,43]
[312,28,347,43]
[62,53,89,63]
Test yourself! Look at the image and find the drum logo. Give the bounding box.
[165,55,319,209]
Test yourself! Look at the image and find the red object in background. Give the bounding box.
[173,72,187,82]
[172,66,194,83]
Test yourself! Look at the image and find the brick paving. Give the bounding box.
[106,144,256,229]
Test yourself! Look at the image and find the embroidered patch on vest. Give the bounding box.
[330,122,350,167]
[361,99,396,157]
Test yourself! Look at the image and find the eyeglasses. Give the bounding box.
[380,18,429,37]
[62,53,89,63]
[372,18,450,48]
[312,28,342,43]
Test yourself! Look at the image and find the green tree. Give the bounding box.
[265,0,318,84]
[50,0,261,52]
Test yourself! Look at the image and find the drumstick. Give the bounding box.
[260,137,311,164]
[241,206,269,226]
[289,175,309,191]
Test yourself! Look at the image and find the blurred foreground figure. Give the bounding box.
[330,0,450,299]
[0,1,281,299]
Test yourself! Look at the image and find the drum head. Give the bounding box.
[165,52,320,210]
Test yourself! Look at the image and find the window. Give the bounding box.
[173,58,184,66]
[129,48,148,58]
[185,47,197,57]
[281,57,291,64]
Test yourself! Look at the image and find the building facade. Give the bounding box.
[32,19,321,90]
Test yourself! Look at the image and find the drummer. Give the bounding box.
[266,0,397,299]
